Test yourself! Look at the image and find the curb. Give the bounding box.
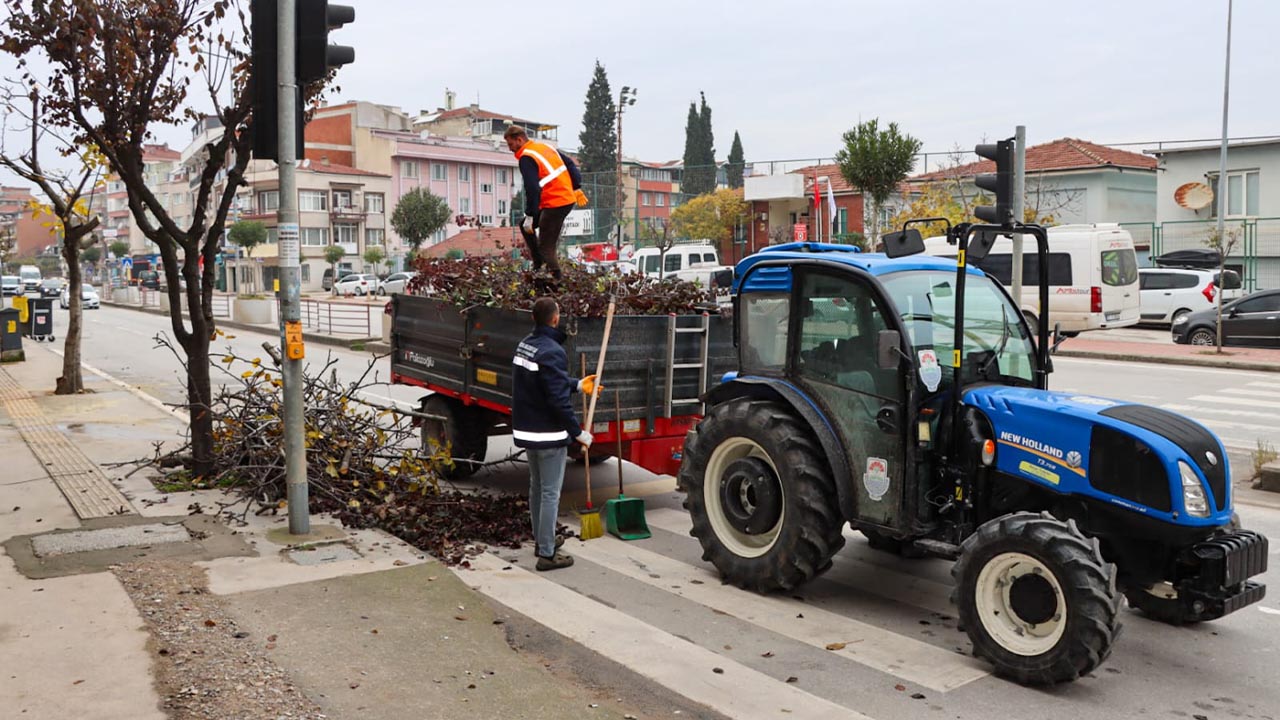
[1056,348,1280,373]
[102,300,377,350]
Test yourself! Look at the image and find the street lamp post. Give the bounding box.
[616,86,637,250]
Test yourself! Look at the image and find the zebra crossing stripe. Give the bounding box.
[1190,395,1280,410]
[1221,387,1280,400]
[564,525,989,692]
[454,551,873,720]
[1161,402,1280,422]
[646,508,956,616]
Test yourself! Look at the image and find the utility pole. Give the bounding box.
[1214,0,1233,348]
[1011,125,1026,302]
[276,0,308,535]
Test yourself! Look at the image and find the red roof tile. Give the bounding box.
[793,163,859,195]
[142,143,181,161]
[301,161,388,178]
[420,227,523,258]
[912,138,1156,181]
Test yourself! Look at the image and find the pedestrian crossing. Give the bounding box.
[1158,378,1280,449]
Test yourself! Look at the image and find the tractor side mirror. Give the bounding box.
[877,330,902,370]
[882,229,925,258]
[966,230,999,262]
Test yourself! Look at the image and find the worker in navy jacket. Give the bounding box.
[512,297,597,571]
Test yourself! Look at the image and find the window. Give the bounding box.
[1216,270,1242,290]
[334,224,358,245]
[480,182,493,194]
[1209,170,1260,217]
[655,193,665,207]
[459,197,471,214]
[365,229,385,247]
[1234,294,1280,314]
[641,192,651,206]
[364,193,384,213]
[1100,248,1137,287]
[741,294,790,372]
[497,199,508,216]
[431,163,446,181]
[257,190,279,214]
[497,168,509,185]
[664,253,683,273]
[969,252,1073,286]
[796,272,893,395]
[332,190,353,209]
[431,227,446,245]
[479,215,493,225]
[301,264,311,283]
[300,227,329,246]
[400,160,419,179]
[299,190,327,211]
[459,166,471,183]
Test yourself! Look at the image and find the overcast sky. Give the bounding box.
[2,0,1277,188]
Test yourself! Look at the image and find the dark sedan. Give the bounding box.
[1172,288,1280,347]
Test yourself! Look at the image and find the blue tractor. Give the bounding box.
[678,221,1268,685]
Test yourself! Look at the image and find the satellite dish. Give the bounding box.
[1175,182,1214,211]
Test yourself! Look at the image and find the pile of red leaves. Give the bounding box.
[406,252,716,317]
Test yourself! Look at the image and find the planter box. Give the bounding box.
[381,313,392,343]
[234,297,274,325]
[159,292,189,316]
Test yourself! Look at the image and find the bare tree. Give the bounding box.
[1206,225,1242,352]
[0,0,258,476]
[0,90,103,394]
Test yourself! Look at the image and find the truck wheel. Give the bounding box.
[1123,586,1201,625]
[952,512,1121,685]
[421,396,488,479]
[679,399,844,593]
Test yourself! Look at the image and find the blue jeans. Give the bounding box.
[527,446,568,558]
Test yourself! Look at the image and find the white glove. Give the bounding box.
[521,216,534,234]
[576,431,593,448]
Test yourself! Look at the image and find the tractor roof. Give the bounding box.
[734,242,984,293]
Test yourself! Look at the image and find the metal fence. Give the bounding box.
[138,288,163,307]
[299,298,376,337]
[1144,217,1280,292]
[209,293,232,319]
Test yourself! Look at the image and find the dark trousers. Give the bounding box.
[520,203,575,279]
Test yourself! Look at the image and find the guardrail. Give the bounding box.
[209,293,232,319]
[299,298,375,337]
[138,288,163,307]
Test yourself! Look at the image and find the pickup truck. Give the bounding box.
[389,294,734,478]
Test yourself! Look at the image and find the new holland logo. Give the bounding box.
[1066,450,1082,469]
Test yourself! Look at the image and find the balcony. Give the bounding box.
[330,205,366,222]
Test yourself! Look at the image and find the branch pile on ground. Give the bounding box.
[145,338,533,564]
[407,252,717,317]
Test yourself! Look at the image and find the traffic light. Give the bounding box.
[297,0,356,85]
[250,0,355,161]
[974,139,1015,226]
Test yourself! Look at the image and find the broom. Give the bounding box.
[604,387,651,540]
[577,296,616,541]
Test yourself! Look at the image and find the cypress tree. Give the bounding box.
[727,131,745,189]
[681,101,701,197]
[578,61,617,242]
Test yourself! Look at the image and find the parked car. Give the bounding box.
[18,264,42,293]
[331,273,379,297]
[60,284,100,309]
[322,268,335,291]
[39,278,66,298]
[1,275,24,296]
[1139,267,1243,325]
[135,269,160,290]
[378,271,417,295]
[1172,288,1280,347]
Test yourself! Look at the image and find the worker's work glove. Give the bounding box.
[521,216,534,234]
[576,431,594,448]
[574,189,589,207]
[576,374,600,396]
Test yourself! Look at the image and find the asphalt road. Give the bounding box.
[55,306,1280,720]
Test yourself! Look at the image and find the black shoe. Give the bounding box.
[536,552,574,571]
[555,535,565,549]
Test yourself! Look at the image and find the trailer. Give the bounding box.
[389,294,735,477]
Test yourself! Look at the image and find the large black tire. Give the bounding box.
[421,395,488,479]
[952,511,1122,685]
[679,399,845,593]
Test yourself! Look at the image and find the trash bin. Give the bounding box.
[0,307,23,362]
[22,297,55,342]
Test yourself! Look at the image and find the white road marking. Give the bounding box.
[455,551,873,720]
[565,523,988,692]
[1245,381,1280,390]
[1221,387,1280,400]
[1189,395,1280,410]
[1054,356,1274,379]
[354,390,415,411]
[1258,606,1280,616]
[646,508,956,616]
[1161,403,1280,423]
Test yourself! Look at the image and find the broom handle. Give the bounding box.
[615,388,624,496]
[581,353,592,508]
[584,297,615,429]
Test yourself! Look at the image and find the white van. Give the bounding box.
[632,243,721,278]
[18,265,42,293]
[923,223,1140,334]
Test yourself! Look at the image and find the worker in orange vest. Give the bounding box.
[504,125,588,282]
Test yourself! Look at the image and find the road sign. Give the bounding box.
[793,223,808,242]
[120,257,133,269]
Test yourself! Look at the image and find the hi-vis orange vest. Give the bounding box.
[516,140,576,209]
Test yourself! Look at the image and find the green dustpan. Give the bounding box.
[604,494,650,540]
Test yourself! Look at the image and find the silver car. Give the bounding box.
[60,284,101,309]
[378,271,417,295]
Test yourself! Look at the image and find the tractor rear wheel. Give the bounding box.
[952,512,1122,685]
[679,399,844,593]
[421,395,488,479]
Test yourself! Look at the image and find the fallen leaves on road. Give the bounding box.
[825,642,846,651]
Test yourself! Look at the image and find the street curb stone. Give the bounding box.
[102,299,377,349]
[1057,348,1280,373]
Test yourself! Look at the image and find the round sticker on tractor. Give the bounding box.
[863,457,890,501]
[917,350,942,392]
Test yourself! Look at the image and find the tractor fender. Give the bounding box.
[706,377,856,521]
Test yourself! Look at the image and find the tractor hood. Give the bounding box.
[963,385,1232,527]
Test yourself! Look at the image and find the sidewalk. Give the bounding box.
[0,344,697,720]
[1057,335,1280,372]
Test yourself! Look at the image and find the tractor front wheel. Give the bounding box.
[952,512,1122,685]
[679,399,844,593]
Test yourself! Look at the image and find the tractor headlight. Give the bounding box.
[1179,461,1210,517]
[980,439,996,467]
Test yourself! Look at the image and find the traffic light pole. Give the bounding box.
[1010,126,1026,303]
[277,0,309,535]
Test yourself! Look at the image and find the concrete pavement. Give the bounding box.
[0,343,708,720]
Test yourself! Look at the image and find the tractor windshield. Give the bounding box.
[880,270,1036,388]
